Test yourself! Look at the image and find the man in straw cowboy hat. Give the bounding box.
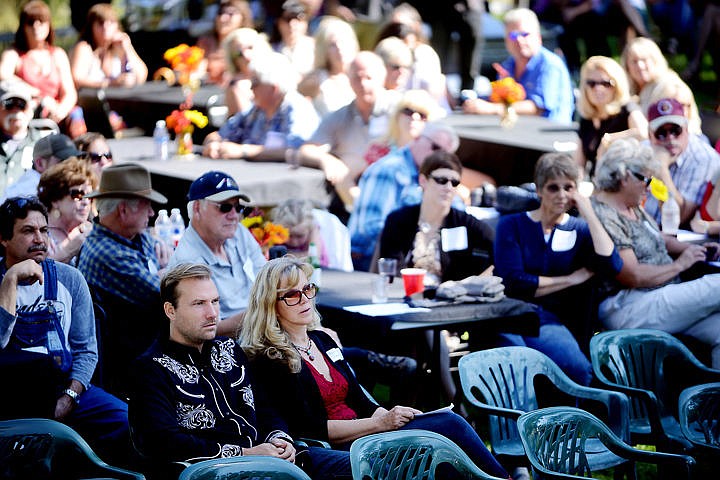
[77,162,170,398]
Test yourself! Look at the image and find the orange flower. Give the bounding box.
[164,44,205,72]
[241,211,289,248]
[165,109,208,134]
[489,77,526,105]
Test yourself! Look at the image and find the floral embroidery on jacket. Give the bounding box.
[155,355,200,383]
[212,338,238,373]
[177,401,215,429]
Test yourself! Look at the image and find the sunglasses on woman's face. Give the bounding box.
[68,188,89,200]
[585,79,614,89]
[277,283,317,306]
[430,175,460,187]
[400,107,427,121]
[630,171,652,187]
[86,152,112,163]
[544,183,575,193]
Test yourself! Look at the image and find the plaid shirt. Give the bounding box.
[217,91,318,149]
[644,135,720,223]
[77,223,161,308]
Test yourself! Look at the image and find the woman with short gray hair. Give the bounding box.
[593,137,658,192]
[592,138,720,368]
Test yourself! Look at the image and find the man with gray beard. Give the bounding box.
[0,87,44,193]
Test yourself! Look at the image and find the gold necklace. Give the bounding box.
[291,338,315,361]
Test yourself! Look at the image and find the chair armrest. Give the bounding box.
[462,397,524,420]
[296,438,331,449]
[607,442,695,479]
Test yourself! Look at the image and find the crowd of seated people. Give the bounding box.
[3,2,720,480]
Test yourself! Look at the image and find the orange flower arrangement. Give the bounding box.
[165,109,208,134]
[489,77,526,105]
[163,44,204,74]
[241,210,289,250]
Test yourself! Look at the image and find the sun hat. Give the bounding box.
[85,163,168,203]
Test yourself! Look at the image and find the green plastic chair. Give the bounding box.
[178,456,311,480]
[517,407,696,480]
[590,329,720,450]
[349,429,506,480]
[458,346,630,471]
[0,418,144,479]
[679,382,720,459]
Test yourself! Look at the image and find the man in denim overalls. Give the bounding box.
[0,196,130,466]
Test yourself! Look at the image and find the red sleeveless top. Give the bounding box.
[307,359,357,420]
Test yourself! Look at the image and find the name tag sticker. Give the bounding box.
[441,226,468,252]
[368,116,389,139]
[264,131,287,149]
[327,348,343,362]
[551,229,577,252]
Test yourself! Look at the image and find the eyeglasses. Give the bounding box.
[630,171,652,187]
[545,183,575,193]
[68,188,89,200]
[86,152,112,163]
[400,107,427,121]
[219,7,240,16]
[654,124,683,141]
[389,63,410,71]
[430,175,460,187]
[508,30,531,41]
[1,97,27,111]
[24,17,48,26]
[206,200,253,216]
[585,79,614,89]
[277,283,317,306]
[282,12,306,21]
[0,196,41,218]
[422,135,443,152]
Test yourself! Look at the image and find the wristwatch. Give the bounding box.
[63,388,79,403]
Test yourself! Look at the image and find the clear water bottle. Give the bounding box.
[308,241,322,287]
[153,120,169,161]
[661,196,680,235]
[154,209,172,247]
[169,208,186,248]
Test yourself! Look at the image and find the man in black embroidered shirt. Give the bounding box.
[129,263,351,478]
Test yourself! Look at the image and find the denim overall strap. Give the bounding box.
[43,259,57,301]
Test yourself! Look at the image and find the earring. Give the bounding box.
[51,209,61,220]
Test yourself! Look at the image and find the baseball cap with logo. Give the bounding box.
[647,98,688,131]
[187,171,252,203]
[33,133,83,161]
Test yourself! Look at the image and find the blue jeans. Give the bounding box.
[303,446,352,480]
[67,384,130,466]
[402,411,509,479]
[497,312,593,386]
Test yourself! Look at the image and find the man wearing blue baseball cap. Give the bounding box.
[169,170,265,336]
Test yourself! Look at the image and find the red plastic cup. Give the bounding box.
[400,268,426,297]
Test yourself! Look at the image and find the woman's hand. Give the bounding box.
[66,221,92,254]
[372,406,422,431]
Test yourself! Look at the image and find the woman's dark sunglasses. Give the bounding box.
[585,80,614,89]
[69,188,89,200]
[277,283,318,306]
[630,171,652,187]
[430,175,460,187]
[86,152,112,163]
[545,183,575,193]
[400,107,427,121]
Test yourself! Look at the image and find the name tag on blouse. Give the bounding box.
[441,226,468,252]
[551,229,577,252]
[327,348,343,362]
